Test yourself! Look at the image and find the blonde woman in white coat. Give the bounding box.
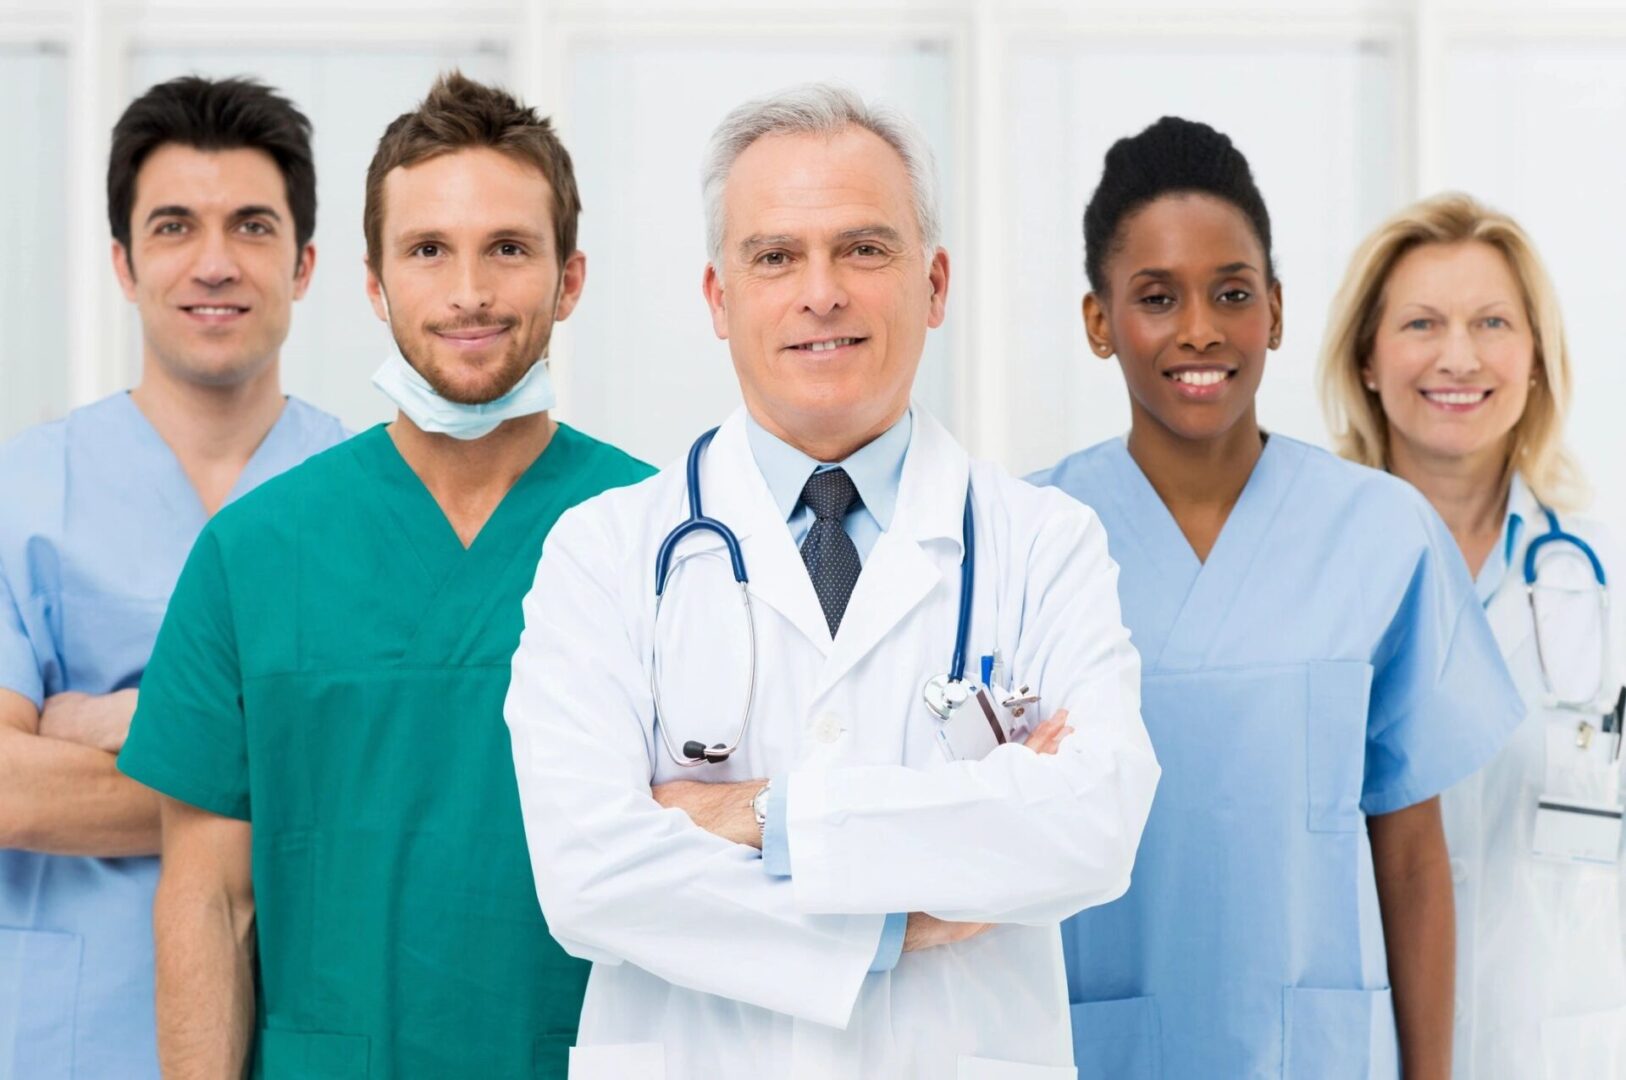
[1321,192,1626,1079]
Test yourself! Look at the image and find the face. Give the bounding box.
[113,144,315,387]
[1085,194,1281,446]
[1365,240,1534,472]
[703,127,948,451]
[366,146,585,406]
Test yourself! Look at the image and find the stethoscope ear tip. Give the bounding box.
[682,740,732,764]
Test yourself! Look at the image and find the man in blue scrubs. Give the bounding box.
[0,76,344,1077]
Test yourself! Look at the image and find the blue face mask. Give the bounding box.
[370,290,558,441]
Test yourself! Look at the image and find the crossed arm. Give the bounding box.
[0,686,159,855]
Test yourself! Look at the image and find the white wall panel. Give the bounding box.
[1002,36,1403,476]
[0,44,69,441]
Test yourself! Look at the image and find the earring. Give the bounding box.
[1365,381,1377,392]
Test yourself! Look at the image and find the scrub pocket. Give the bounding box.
[1283,987,1397,1079]
[568,1042,665,1079]
[1541,1004,1626,1079]
[1068,996,1159,1080]
[258,1029,370,1078]
[0,927,80,1080]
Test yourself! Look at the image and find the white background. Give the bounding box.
[1,0,1622,541]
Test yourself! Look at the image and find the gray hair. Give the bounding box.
[701,83,942,265]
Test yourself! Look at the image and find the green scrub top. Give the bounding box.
[119,423,653,1079]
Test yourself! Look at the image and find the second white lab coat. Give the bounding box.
[1443,475,1626,1079]
[504,405,1160,1080]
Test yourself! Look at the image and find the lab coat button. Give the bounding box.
[811,713,844,743]
[1449,857,1468,884]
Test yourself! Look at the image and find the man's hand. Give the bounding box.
[1021,708,1072,755]
[652,778,767,848]
[39,689,138,752]
[903,912,992,952]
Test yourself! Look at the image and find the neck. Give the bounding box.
[1388,436,1509,571]
[129,354,287,514]
[1126,405,1264,513]
[753,404,905,463]
[387,410,556,546]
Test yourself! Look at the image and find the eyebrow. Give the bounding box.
[1129,262,1260,282]
[737,225,907,257]
[144,204,284,225]
[231,205,283,222]
[397,226,548,246]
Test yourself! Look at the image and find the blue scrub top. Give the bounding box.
[0,392,344,1079]
[1030,434,1522,1080]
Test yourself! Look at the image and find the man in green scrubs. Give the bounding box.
[118,72,650,1078]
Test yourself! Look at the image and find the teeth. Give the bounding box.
[189,306,242,315]
[1425,389,1489,405]
[1171,370,1228,387]
[804,338,857,352]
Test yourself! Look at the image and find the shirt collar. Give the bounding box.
[744,409,912,530]
[1475,472,1535,606]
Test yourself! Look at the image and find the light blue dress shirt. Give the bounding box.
[745,409,911,973]
[0,393,345,1079]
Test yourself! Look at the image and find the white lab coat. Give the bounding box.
[505,406,1160,1080]
[1442,475,1626,1079]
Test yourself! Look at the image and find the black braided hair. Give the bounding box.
[1083,116,1274,293]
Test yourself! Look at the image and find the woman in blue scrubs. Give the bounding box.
[1029,117,1522,1079]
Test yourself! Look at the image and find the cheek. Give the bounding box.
[1368,336,1430,388]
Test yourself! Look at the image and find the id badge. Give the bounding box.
[933,682,1038,762]
[1531,795,1623,865]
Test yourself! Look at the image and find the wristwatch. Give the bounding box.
[751,780,772,841]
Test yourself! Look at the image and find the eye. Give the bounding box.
[154,220,187,236]
[1403,317,1433,331]
[1137,293,1174,309]
[495,241,527,257]
[851,243,885,257]
[411,242,442,258]
[1482,315,1509,329]
[1218,288,1251,304]
[239,220,272,236]
[756,251,789,267]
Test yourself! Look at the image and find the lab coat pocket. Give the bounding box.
[1305,662,1373,833]
[568,1042,665,1079]
[257,1029,370,1077]
[0,927,81,1080]
[957,1055,1078,1079]
[1540,1004,1626,1079]
[1068,995,1159,1080]
[1282,986,1397,1079]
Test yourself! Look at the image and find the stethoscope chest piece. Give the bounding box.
[922,673,973,721]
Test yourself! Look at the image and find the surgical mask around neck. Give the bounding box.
[371,287,557,440]
[371,344,556,441]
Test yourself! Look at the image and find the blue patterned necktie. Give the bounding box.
[799,468,863,636]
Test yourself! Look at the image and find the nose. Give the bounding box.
[190,225,242,289]
[797,256,848,319]
[448,255,495,313]
[1175,298,1223,354]
[1436,322,1482,377]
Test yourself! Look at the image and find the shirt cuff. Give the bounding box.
[761,774,792,877]
[869,912,907,973]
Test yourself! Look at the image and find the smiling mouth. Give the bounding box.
[1167,369,1233,387]
[788,336,866,353]
[1421,388,1492,407]
[182,304,249,316]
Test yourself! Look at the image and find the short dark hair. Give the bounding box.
[1082,116,1274,293]
[365,71,581,274]
[107,76,317,258]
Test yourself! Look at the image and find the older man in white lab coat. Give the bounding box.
[504,84,1160,1080]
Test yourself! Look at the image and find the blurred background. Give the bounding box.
[2,0,1623,539]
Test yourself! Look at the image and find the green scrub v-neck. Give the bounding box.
[121,423,653,1079]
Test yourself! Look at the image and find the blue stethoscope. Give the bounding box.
[651,426,977,766]
[1522,506,1612,713]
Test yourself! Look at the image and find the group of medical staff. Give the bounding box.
[0,65,1619,1080]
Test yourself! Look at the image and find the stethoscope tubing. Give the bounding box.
[1522,506,1612,715]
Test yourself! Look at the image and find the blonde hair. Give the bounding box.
[1318,192,1587,511]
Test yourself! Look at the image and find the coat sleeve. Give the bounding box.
[504,504,885,1030]
[784,494,1160,926]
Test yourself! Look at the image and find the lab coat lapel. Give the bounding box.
[1157,435,1304,671]
[815,409,967,697]
[700,410,834,655]
[1485,476,1540,657]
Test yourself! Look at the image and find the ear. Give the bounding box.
[925,247,950,329]
[111,240,138,301]
[1082,292,1113,359]
[552,250,588,323]
[365,261,389,323]
[291,243,317,301]
[703,263,729,341]
[1267,278,1284,350]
